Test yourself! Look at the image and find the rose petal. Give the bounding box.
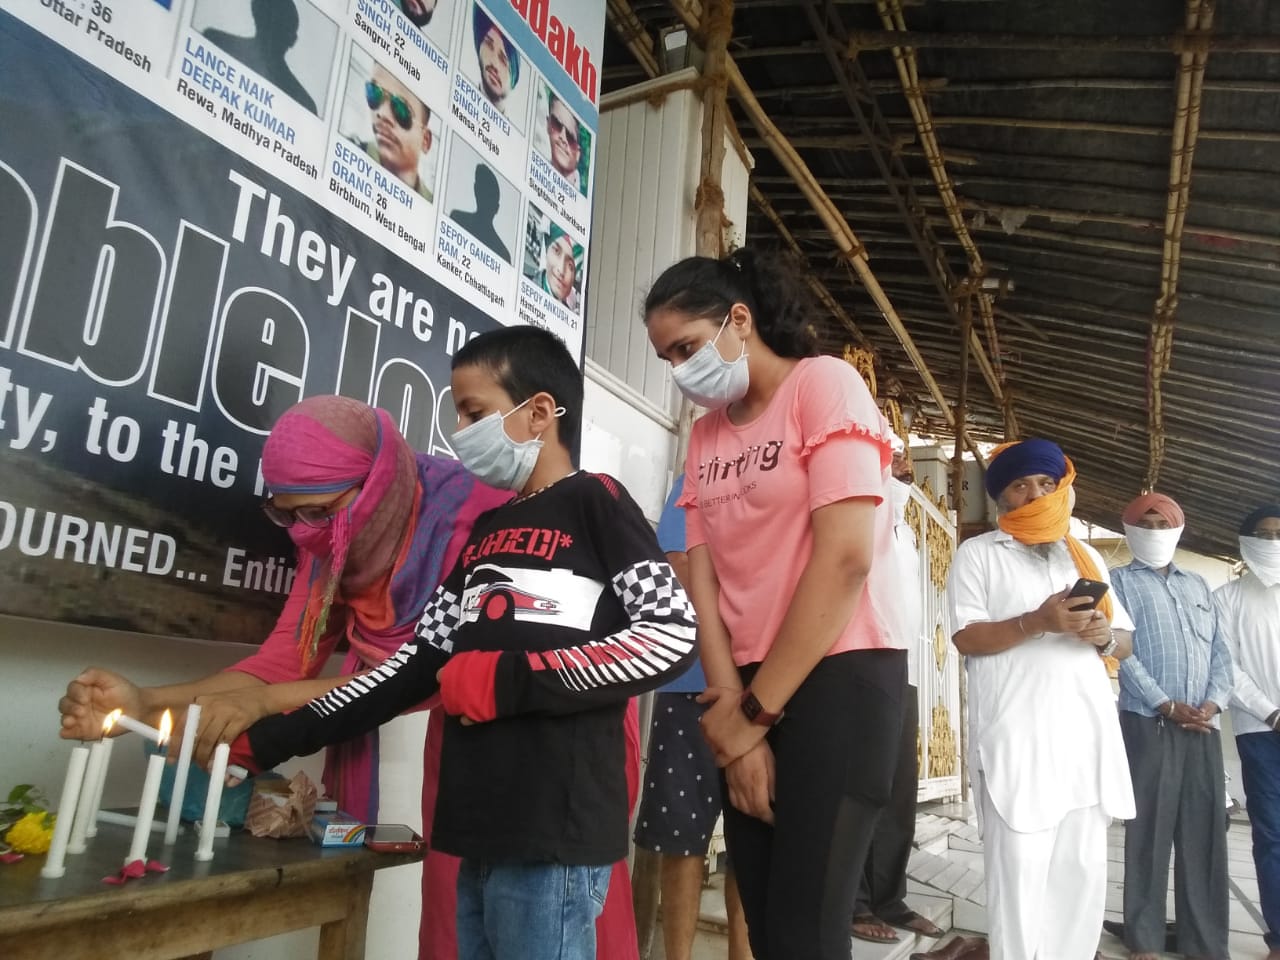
[122,860,147,878]
[145,859,170,873]
[101,874,128,885]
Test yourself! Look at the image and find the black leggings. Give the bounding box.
[724,649,907,960]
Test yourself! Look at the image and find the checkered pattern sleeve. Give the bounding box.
[244,577,461,774]
[492,476,698,718]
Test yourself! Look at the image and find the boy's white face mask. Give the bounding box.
[452,398,560,492]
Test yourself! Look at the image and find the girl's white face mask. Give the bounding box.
[1241,536,1280,587]
[670,313,749,410]
[1123,524,1183,569]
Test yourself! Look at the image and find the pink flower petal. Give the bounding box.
[2,852,25,864]
[101,874,127,885]
[145,859,170,873]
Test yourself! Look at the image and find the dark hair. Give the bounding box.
[1240,504,1280,536]
[643,248,819,359]
[452,326,583,455]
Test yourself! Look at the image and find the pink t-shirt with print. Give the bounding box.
[678,355,898,666]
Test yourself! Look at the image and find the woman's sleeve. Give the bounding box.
[796,356,893,511]
[676,427,707,549]
[227,561,342,684]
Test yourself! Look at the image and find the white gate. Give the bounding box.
[906,480,963,802]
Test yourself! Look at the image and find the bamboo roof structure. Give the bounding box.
[602,0,1280,559]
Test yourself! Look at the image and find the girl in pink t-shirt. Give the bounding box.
[645,248,906,960]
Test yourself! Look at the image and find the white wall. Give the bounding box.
[0,614,424,959]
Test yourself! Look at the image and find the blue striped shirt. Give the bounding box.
[1111,560,1233,719]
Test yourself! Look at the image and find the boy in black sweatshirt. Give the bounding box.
[230,326,697,960]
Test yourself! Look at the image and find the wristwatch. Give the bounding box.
[1099,629,1119,658]
[740,689,784,727]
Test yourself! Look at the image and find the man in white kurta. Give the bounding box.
[1215,505,1280,959]
[946,438,1136,960]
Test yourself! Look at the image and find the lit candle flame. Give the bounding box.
[158,710,173,747]
[103,708,122,736]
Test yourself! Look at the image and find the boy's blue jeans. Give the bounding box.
[1238,732,1280,949]
[456,859,611,960]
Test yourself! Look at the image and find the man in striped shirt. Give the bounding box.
[1112,493,1233,960]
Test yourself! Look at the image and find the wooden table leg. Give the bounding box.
[317,869,373,960]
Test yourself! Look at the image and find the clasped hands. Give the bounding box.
[1160,699,1220,733]
[697,684,775,825]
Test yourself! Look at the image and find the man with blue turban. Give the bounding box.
[474,6,519,114]
[947,438,1136,960]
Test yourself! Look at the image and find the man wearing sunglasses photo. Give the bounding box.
[546,94,582,182]
[358,64,434,203]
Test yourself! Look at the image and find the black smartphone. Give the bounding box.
[1066,578,1109,610]
[364,824,426,853]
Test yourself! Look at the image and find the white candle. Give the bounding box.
[71,710,120,847]
[125,711,171,865]
[195,742,230,862]
[115,713,163,743]
[97,810,176,833]
[164,704,200,845]
[41,742,89,879]
[83,736,115,839]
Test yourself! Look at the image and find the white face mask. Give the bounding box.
[1241,536,1280,587]
[452,398,556,492]
[1124,523,1183,569]
[670,312,749,410]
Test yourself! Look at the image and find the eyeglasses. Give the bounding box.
[365,81,415,130]
[547,112,579,149]
[260,488,357,528]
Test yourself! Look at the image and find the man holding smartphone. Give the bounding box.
[946,438,1136,960]
[1110,493,1232,960]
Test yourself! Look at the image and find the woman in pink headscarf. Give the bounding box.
[59,395,641,960]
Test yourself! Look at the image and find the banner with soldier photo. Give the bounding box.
[0,0,604,642]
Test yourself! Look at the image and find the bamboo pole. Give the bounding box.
[724,55,968,441]
[740,133,912,150]
[695,0,734,258]
[1147,0,1214,490]
[918,115,1280,142]
[846,29,1277,54]
[605,0,661,78]
[794,0,1007,447]
[876,0,1015,438]
[749,184,870,348]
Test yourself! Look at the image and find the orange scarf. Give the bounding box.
[991,445,1116,626]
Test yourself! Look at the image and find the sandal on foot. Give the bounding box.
[881,907,945,938]
[852,913,901,944]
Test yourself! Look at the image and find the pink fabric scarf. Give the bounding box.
[262,396,417,671]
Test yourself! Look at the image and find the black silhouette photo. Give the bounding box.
[444,139,519,265]
[193,0,337,118]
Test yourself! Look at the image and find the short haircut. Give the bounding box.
[453,326,582,455]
